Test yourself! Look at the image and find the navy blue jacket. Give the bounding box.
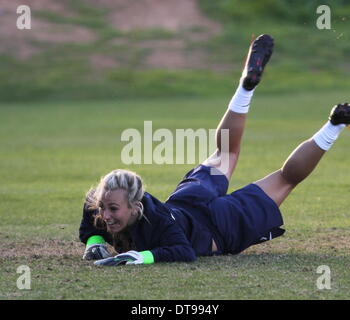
[79,192,202,262]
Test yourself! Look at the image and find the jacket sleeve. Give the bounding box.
[149,221,196,263]
[78,202,113,245]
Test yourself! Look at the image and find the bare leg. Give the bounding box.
[255,100,350,207]
[255,139,326,206]
[202,34,274,180]
[203,110,247,180]
[216,110,246,156]
[206,110,247,252]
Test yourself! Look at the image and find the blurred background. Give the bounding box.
[0,0,349,102]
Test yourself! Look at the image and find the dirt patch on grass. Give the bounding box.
[245,228,350,255]
[1,229,349,260]
[89,54,120,70]
[144,47,210,70]
[0,239,117,259]
[106,0,220,33]
[0,0,224,70]
[0,0,68,13]
[0,1,96,59]
[105,0,222,70]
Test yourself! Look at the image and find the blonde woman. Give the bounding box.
[79,35,350,266]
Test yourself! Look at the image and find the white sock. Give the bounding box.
[312,121,346,151]
[228,83,255,114]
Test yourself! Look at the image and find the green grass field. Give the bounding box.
[1,89,350,300]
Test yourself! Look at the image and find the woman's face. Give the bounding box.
[99,189,137,233]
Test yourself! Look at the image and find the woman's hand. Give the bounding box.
[94,250,154,266]
[83,243,112,260]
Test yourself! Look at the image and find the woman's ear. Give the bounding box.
[132,201,142,216]
[131,202,140,216]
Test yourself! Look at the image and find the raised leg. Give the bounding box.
[203,34,274,180]
[254,139,325,206]
[255,103,349,206]
[203,110,246,181]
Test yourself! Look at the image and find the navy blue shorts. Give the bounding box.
[167,165,285,255]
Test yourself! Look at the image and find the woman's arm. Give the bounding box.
[79,202,113,245]
[94,217,196,266]
[149,223,196,263]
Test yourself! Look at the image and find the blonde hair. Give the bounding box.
[86,169,145,220]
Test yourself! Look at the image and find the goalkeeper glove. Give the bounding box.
[83,236,111,260]
[83,244,112,260]
[94,250,154,266]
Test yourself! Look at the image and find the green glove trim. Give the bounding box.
[140,251,154,264]
[86,235,106,246]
